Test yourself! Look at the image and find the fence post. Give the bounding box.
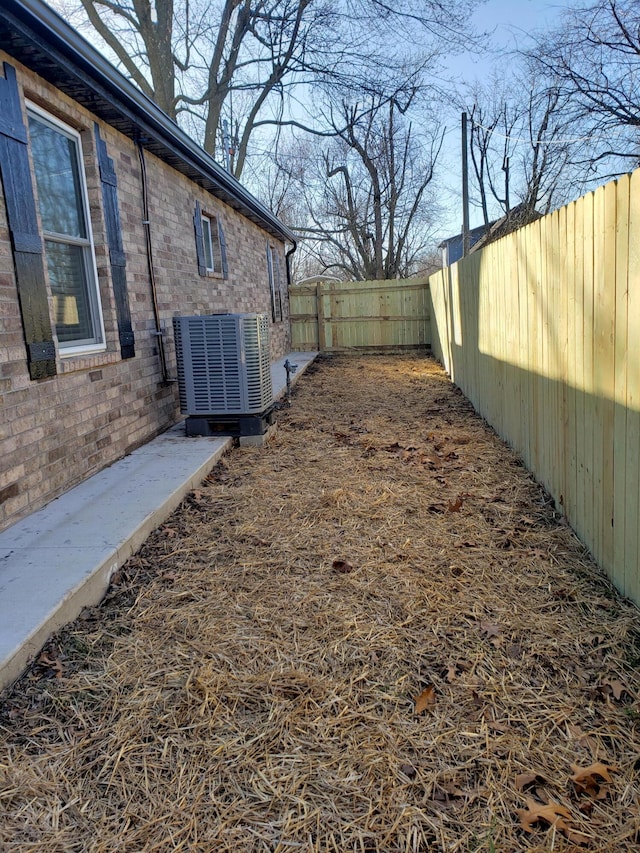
[316,281,327,352]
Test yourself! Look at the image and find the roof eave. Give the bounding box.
[0,0,296,244]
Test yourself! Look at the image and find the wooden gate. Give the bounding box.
[289,278,431,352]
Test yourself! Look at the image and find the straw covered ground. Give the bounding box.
[2,353,640,852]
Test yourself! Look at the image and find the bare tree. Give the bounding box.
[464,71,582,228]
[56,0,481,178]
[529,0,640,173]
[287,92,443,280]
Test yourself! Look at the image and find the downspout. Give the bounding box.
[285,238,297,288]
[285,238,297,348]
[136,138,170,383]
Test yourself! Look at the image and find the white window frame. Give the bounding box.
[27,101,106,357]
[202,213,222,274]
[201,213,217,272]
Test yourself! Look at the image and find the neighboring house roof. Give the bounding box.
[438,204,543,265]
[470,203,542,253]
[0,0,295,245]
[438,222,494,265]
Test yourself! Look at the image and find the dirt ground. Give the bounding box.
[2,354,640,852]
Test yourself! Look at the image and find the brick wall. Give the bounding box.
[0,55,291,532]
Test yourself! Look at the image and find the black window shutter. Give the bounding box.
[218,219,228,279]
[194,201,206,275]
[94,124,135,359]
[0,62,56,380]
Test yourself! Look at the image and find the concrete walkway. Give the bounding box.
[0,352,317,692]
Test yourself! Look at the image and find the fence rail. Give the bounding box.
[429,170,640,604]
[289,278,431,352]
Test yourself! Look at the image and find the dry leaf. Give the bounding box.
[480,622,502,639]
[570,762,617,784]
[332,559,353,574]
[162,571,178,582]
[441,780,467,798]
[415,685,436,714]
[566,723,599,752]
[599,679,627,700]
[433,781,466,801]
[109,568,123,586]
[515,771,544,792]
[400,763,417,779]
[570,762,618,799]
[447,496,464,512]
[517,797,573,833]
[565,829,592,846]
[37,651,63,679]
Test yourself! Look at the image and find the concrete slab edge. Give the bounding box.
[0,437,233,693]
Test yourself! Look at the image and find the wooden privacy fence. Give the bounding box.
[429,169,640,604]
[289,278,431,352]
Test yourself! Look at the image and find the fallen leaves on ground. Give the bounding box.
[517,797,573,833]
[571,762,618,800]
[414,685,436,714]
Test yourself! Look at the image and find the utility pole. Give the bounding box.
[222,119,232,173]
[502,154,510,214]
[461,111,470,257]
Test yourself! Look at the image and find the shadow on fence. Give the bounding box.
[429,170,640,604]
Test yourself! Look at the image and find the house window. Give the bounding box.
[202,214,216,272]
[27,104,105,353]
[195,201,227,278]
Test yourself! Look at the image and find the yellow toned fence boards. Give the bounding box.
[599,181,617,573]
[289,278,431,353]
[582,192,596,565]
[591,187,605,566]
[625,171,640,602]
[289,284,319,350]
[573,196,587,544]
[428,168,640,606]
[613,175,630,595]
[564,201,577,524]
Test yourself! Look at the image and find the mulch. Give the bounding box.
[2,353,640,852]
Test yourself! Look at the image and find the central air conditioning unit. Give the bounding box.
[173,313,273,436]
